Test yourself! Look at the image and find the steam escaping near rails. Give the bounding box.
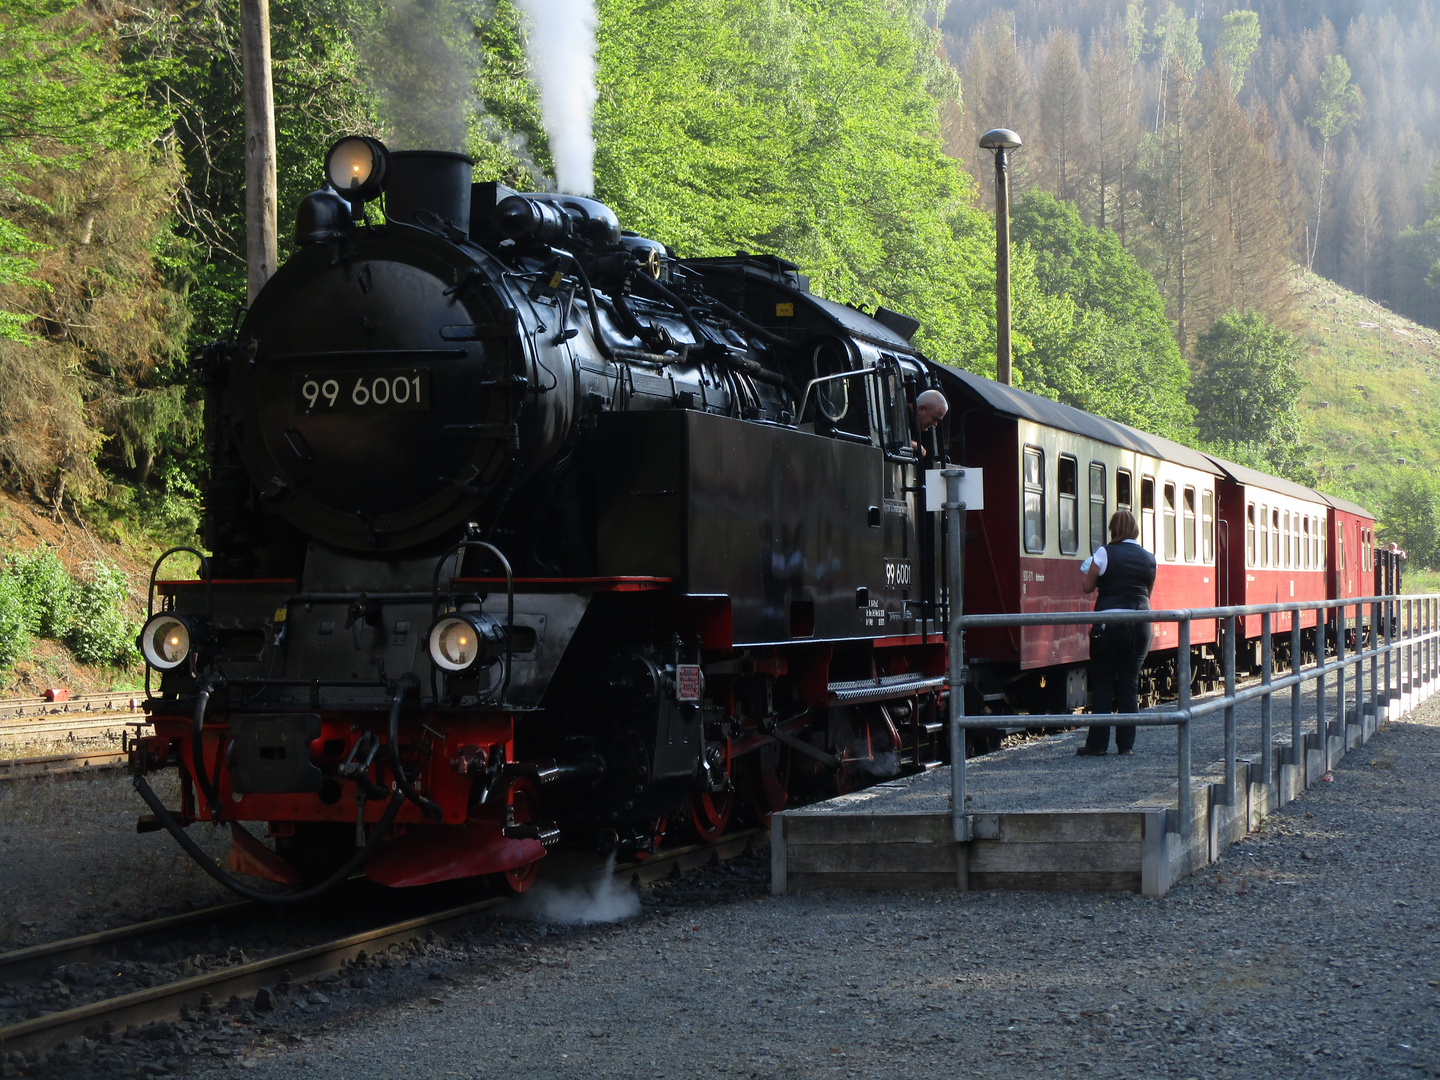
[514,0,599,195]
[513,856,640,925]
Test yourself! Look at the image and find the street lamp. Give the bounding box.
[979,128,1022,386]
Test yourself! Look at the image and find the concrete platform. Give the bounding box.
[772,661,1437,898]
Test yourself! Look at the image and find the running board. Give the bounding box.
[828,674,946,705]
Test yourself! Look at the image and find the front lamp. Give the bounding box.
[139,613,203,671]
[324,136,390,205]
[428,612,506,672]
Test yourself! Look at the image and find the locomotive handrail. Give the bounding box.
[946,592,1440,849]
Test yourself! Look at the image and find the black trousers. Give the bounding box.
[1085,621,1151,752]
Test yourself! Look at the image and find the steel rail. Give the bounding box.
[0,750,131,781]
[0,828,764,1053]
[0,902,255,985]
[0,715,148,741]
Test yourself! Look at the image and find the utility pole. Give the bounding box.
[240,0,278,305]
[979,128,1022,386]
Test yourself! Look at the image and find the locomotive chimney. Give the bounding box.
[386,151,475,234]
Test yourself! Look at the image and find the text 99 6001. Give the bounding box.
[295,369,429,414]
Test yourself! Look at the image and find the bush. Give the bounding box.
[8,546,76,637]
[68,561,138,666]
[0,569,28,670]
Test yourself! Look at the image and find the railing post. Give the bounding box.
[1385,590,1394,712]
[943,467,969,843]
[1333,604,1347,772]
[1177,618,1192,839]
[1370,599,1380,727]
[1223,614,1236,806]
[1290,615,1302,770]
[1316,607,1328,780]
[1260,611,1273,786]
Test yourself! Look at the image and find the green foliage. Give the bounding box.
[1379,471,1440,570]
[1009,191,1193,440]
[1306,54,1362,144]
[1190,311,1311,481]
[0,0,166,344]
[1215,10,1260,95]
[67,560,136,666]
[7,546,75,637]
[592,0,995,372]
[0,567,27,669]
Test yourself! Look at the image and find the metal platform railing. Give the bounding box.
[946,594,1440,841]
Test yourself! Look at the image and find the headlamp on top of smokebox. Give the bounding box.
[324,136,390,207]
[138,613,208,672]
[428,611,507,673]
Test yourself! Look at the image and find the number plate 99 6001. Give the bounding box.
[295,370,429,413]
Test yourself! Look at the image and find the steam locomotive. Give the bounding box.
[130,137,1380,901]
[130,137,953,898]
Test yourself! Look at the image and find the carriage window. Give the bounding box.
[1202,490,1214,562]
[1141,476,1156,552]
[1338,524,1346,571]
[1294,516,1301,568]
[1321,518,1327,570]
[1022,446,1045,554]
[1303,516,1311,569]
[1089,462,1107,553]
[1183,487,1196,562]
[1058,455,1078,555]
[1272,508,1281,568]
[1162,483,1177,561]
[1282,511,1291,568]
[1259,505,1268,567]
[1116,469,1132,510]
[1246,503,1256,567]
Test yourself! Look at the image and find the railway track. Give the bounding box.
[0,711,150,782]
[0,694,144,723]
[0,828,764,1054]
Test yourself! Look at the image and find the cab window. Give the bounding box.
[1088,462,1107,553]
[1201,490,1214,562]
[1162,482,1177,561]
[1141,476,1156,553]
[1183,487,1197,562]
[1023,446,1045,554]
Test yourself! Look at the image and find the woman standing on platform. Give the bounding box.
[1078,509,1156,756]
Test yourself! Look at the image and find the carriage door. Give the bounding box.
[876,359,921,633]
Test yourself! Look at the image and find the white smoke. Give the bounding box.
[512,855,639,924]
[514,0,599,195]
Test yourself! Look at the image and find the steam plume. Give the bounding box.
[514,0,599,195]
[512,855,639,925]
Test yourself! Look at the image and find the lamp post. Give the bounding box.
[979,128,1022,386]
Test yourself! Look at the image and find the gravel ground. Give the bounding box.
[0,772,231,947]
[92,701,1440,1079]
[4,699,1438,1079]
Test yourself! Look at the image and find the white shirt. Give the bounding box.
[1081,537,1143,575]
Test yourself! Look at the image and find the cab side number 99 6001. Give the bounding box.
[295,369,429,414]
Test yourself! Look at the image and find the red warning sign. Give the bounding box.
[675,664,703,702]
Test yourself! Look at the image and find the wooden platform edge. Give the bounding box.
[770,671,1436,899]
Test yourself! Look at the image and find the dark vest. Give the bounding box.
[1095,541,1156,611]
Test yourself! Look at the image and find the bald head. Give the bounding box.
[915,389,949,432]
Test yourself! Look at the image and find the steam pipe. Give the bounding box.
[133,772,405,904]
[702,296,789,348]
[570,258,615,361]
[387,675,442,820]
[191,676,225,819]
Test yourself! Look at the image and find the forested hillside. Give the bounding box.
[942,0,1440,332]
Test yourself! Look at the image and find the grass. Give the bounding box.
[1293,270,1440,518]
